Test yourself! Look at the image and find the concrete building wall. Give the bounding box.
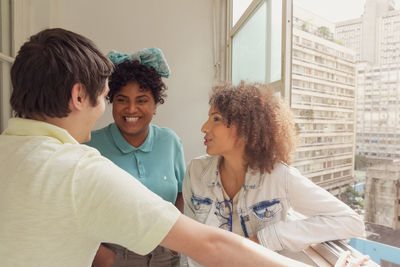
[364,161,400,229]
[355,63,400,160]
[291,24,356,195]
[335,18,362,61]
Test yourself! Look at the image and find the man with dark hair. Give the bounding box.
[0,28,304,267]
[10,28,114,119]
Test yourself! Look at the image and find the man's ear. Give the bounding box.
[70,83,86,111]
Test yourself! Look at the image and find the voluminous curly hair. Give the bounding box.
[210,82,298,174]
[107,60,167,104]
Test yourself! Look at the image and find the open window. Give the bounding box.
[226,0,292,102]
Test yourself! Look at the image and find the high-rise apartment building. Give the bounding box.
[291,14,357,196]
[335,0,400,161]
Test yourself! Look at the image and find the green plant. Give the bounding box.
[340,186,364,213]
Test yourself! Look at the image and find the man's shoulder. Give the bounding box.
[56,142,103,163]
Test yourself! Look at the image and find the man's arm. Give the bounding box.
[160,214,309,267]
[92,244,115,267]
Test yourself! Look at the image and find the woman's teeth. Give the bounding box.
[125,116,139,122]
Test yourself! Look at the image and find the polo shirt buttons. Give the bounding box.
[265,210,271,217]
[194,204,200,210]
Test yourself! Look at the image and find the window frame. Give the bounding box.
[225,0,292,104]
[0,0,15,132]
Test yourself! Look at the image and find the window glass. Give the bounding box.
[231,0,283,85]
[232,0,253,26]
[232,2,267,85]
[269,0,282,82]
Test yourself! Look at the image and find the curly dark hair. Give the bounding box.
[107,60,167,104]
[209,82,298,174]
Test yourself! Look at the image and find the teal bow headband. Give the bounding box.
[107,48,170,78]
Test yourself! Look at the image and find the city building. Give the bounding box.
[335,0,400,161]
[291,11,357,196]
[364,160,400,230]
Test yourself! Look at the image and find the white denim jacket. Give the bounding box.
[183,155,365,253]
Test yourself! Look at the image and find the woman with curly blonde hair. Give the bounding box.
[183,82,365,266]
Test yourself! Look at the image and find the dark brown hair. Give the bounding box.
[108,60,167,105]
[10,28,114,118]
[210,82,298,173]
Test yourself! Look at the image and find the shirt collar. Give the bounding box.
[203,155,262,190]
[110,123,154,154]
[2,118,79,144]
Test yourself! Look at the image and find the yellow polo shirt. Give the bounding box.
[0,118,180,267]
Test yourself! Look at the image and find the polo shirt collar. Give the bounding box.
[110,123,153,154]
[3,118,79,144]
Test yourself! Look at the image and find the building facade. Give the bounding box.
[364,160,400,230]
[335,0,400,161]
[291,17,357,196]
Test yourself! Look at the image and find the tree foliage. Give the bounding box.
[340,186,364,214]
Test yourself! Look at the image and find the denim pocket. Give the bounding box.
[190,194,213,222]
[250,199,282,222]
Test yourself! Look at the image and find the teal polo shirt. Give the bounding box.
[85,123,185,203]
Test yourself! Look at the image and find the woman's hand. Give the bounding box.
[335,251,375,267]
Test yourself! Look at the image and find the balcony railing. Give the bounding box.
[302,239,380,266]
[286,211,384,266]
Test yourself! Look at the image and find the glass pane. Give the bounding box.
[232,0,253,26]
[232,2,267,85]
[269,0,282,82]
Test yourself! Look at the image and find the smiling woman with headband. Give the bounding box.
[86,48,185,267]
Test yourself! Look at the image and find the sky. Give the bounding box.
[294,0,400,22]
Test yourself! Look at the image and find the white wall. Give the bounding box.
[15,0,216,163]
